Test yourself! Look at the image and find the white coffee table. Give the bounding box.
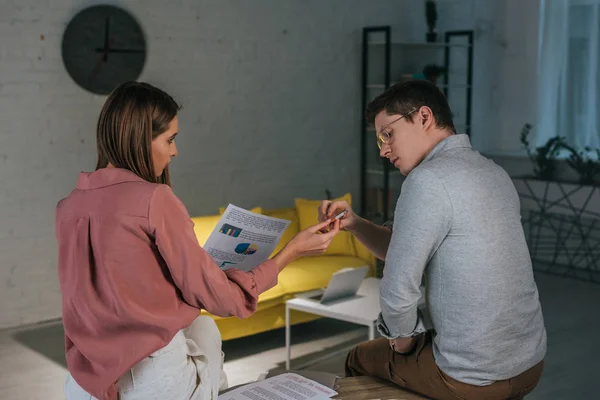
[285,277,382,370]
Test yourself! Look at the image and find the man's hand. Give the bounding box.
[286,219,340,257]
[389,336,417,354]
[318,200,357,231]
[273,219,340,271]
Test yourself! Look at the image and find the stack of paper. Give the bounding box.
[218,373,338,400]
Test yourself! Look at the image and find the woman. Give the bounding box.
[58,81,340,400]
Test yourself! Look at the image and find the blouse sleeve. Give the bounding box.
[148,185,279,318]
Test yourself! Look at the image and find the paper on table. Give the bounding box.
[203,204,291,272]
[218,373,337,400]
[264,370,340,390]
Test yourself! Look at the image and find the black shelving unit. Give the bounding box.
[359,26,474,223]
[444,30,474,136]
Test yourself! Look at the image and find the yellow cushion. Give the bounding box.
[294,193,357,257]
[263,208,300,256]
[191,215,222,246]
[278,256,370,294]
[218,206,263,215]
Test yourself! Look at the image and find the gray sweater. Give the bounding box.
[377,134,547,385]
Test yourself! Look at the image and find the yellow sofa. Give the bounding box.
[191,202,376,341]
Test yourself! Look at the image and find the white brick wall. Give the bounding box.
[0,0,408,329]
[0,0,542,329]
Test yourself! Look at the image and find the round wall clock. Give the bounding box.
[61,5,146,95]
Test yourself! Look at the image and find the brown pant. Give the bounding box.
[345,331,544,400]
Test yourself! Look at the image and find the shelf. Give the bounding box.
[366,83,471,90]
[367,41,472,48]
[361,27,474,221]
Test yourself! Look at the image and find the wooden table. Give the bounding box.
[333,376,428,400]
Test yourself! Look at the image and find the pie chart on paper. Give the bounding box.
[234,243,258,255]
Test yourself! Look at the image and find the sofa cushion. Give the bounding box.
[263,208,299,256]
[278,256,370,294]
[295,193,357,257]
[191,215,222,246]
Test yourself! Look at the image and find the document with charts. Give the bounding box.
[203,204,291,272]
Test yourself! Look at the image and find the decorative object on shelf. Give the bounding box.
[422,64,446,84]
[61,5,146,95]
[519,123,566,181]
[562,145,600,185]
[425,0,438,43]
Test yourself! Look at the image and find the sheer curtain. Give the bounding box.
[537,0,600,150]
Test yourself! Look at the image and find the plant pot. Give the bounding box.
[426,32,437,43]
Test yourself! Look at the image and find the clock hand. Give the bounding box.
[103,16,110,62]
[89,37,115,81]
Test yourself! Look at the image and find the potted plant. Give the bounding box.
[422,64,446,84]
[561,144,600,185]
[425,0,438,42]
[519,123,566,181]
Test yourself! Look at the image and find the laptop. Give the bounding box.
[298,266,369,304]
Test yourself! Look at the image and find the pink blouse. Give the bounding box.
[55,168,279,400]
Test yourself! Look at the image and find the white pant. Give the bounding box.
[65,316,228,400]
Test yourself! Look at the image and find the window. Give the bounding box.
[536,0,600,150]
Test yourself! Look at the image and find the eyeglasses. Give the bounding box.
[376,109,418,150]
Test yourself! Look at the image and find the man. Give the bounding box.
[319,80,546,400]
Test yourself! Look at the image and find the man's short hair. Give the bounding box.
[365,80,455,132]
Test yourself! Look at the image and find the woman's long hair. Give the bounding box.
[96,81,180,186]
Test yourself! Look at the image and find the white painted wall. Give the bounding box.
[492,0,540,156]
[402,0,541,156]
[378,0,541,170]
[0,0,407,329]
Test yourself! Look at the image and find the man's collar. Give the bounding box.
[422,134,472,163]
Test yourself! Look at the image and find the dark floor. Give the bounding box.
[1,272,598,399]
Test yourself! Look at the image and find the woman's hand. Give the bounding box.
[318,200,357,232]
[272,219,340,271]
[286,218,340,257]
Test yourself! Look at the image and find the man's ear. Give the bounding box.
[419,106,434,129]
